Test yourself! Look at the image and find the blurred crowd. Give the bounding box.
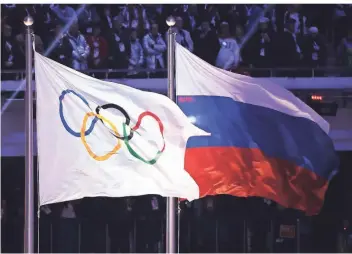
[2,4,352,79]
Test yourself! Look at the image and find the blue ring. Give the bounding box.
[59,89,98,137]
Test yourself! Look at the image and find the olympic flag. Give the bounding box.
[35,52,209,205]
[175,43,339,215]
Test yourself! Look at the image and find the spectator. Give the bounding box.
[67,22,90,71]
[188,5,201,32]
[78,5,100,35]
[48,24,72,67]
[284,4,308,36]
[234,24,250,68]
[193,17,220,65]
[51,4,77,25]
[99,5,117,37]
[143,23,166,76]
[303,5,331,35]
[215,22,240,71]
[246,17,275,68]
[301,26,327,68]
[234,24,245,45]
[107,17,129,71]
[245,4,265,32]
[86,25,108,70]
[222,5,247,34]
[144,4,169,34]
[337,27,352,68]
[2,24,22,77]
[169,4,186,18]
[2,5,28,37]
[33,4,57,48]
[169,16,194,52]
[177,4,200,33]
[126,29,144,77]
[205,5,221,30]
[121,5,150,38]
[333,4,350,48]
[263,4,278,33]
[276,18,302,68]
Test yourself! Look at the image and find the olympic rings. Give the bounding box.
[81,112,122,161]
[96,104,134,141]
[58,89,166,164]
[123,111,166,165]
[59,89,98,137]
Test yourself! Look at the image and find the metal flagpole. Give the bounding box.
[23,16,35,253]
[177,201,181,253]
[166,16,177,253]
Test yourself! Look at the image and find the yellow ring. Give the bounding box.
[81,112,122,161]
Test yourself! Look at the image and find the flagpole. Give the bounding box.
[23,16,35,253]
[166,16,177,254]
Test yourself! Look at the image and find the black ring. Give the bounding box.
[95,103,134,141]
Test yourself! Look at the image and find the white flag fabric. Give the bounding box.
[35,52,208,205]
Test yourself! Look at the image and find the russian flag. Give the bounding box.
[175,43,339,215]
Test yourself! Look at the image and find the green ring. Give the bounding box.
[123,123,165,165]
